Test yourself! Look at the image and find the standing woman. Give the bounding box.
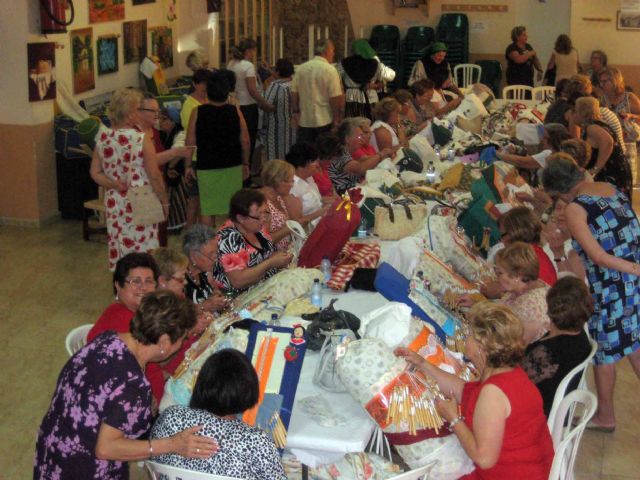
[505,26,543,87]
[34,291,218,479]
[90,88,168,271]
[598,67,640,143]
[264,58,296,161]
[227,39,275,176]
[186,71,250,227]
[546,34,580,85]
[541,156,640,432]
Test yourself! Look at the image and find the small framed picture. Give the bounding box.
[97,36,118,75]
[617,10,640,30]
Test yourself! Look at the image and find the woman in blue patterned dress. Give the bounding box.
[541,154,640,432]
[264,59,296,161]
[34,291,218,479]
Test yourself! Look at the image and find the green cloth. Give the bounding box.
[428,42,448,55]
[352,39,376,60]
[197,165,242,215]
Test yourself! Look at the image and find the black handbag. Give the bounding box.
[302,299,361,351]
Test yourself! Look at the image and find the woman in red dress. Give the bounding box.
[396,301,554,479]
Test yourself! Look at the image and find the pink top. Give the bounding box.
[266,195,291,251]
[499,285,551,343]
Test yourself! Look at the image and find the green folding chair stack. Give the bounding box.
[436,13,469,68]
[369,25,401,90]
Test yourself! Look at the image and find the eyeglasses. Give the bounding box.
[124,277,157,288]
[170,274,186,283]
[138,108,160,114]
[246,211,269,221]
[196,250,217,263]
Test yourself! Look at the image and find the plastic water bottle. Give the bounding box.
[425,161,436,184]
[320,256,332,285]
[269,313,280,327]
[447,147,456,161]
[357,218,368,238]
[311,278,322,307]
[434,145,441,160]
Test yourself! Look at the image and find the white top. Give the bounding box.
[290,175,322,216]
[532,149,552,168]
[554,48,579,83]
[227,59,256,106]
[291,56,343,128]
[370,120,399,152]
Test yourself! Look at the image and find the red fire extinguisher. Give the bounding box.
[40,0,75,34]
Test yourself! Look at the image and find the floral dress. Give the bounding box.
[573,191,640,365]
[96,127,159,271]
[214,220,278,297]
[266,195,291,251]
[498,285,551,343]
[34,331,152,479]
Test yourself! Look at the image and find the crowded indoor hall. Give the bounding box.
[4,1,640,479]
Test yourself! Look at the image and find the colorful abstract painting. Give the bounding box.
[27,42,56,102]
[150,27,173,68]
[123,20,147,64]
[89,0,125,24]
[97,36,118,75]
[70,28,95,94]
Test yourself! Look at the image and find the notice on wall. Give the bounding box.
[621,0,640,11]
[471,22,487,33]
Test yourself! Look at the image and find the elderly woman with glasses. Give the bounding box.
[328,118,397,194]
[214,189,293,297]
[35,291,218,480]
[88,252,159,343]
[541,154,640,432]
[90,88,168,271]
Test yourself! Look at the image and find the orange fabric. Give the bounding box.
[364,371,428,429]
[243,335,278,425]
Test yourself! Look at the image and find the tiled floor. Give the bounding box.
[1,219,638,479]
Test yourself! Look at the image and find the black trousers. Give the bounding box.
[297,123,333,145]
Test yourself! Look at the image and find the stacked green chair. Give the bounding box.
[476,60,503,98]
[435,13,469,67]
[369,25,401,90]
[401,26,435,87]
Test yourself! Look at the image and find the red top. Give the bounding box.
[87,303,134,343]
[313,161,335,197]
[352,144,377,160]
[532,244,557,286]
[460,367,554,480]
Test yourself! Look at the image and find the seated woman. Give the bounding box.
[284,142,329,226]
[522,276,593,417]
[328,118,397,194]
[396,301,554,480]
[258,159,298,251]
[350,117,377,159]
[370,97,407,152]
[314,132,341,198]
[496,123,571,170]
[569,96,631,199]
[152,349,286,479]
[87,252,159,343]
[495,242,551,344]
[34,291,217,479]
[214,189,293,297]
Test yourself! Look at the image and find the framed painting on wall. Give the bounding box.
[123,20,148,64]
[70,28,95,94]
[27,42,56,102]
[97,36,118,75]
[88,0,125,23]
[150,27,173,68]
[617,10,640,30]
[132,0,155,4]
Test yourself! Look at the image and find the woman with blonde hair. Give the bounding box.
[570,96,631,198]
[396,301,553,479]
[370,97,406,152]
[90,88,168,271]
[258,159,296,250]
[598,67,640,142]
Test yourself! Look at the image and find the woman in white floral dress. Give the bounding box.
[91,88,169,270]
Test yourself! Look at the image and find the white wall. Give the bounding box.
[0,0,177,126]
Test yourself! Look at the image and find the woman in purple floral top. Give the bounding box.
[34,291,218,480]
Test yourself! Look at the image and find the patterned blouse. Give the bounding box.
[328,150,361,194]
[499,285,551,343]
[214,220,278,297]
[265,196,291,251]
[151,405,286,480]
[34,332,152,479]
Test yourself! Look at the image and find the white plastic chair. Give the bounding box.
[548,389,597,480]
[453,64,482,89]
[65,324,93,356]
[145,461,242,479]
[502,85,533,100]
[547,337,598,431]
[532,86,556,103]
[389,462,437,480]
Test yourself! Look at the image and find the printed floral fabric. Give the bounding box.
[96,127,159,271]
[266,196,291,251]
[214,220,278,297]
[499,286,551,342]
[34,331,152,480]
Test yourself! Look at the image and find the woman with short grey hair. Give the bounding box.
[182,224,228,311]
[541,153,640,433]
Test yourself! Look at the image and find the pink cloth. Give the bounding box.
[266,196,291,251]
